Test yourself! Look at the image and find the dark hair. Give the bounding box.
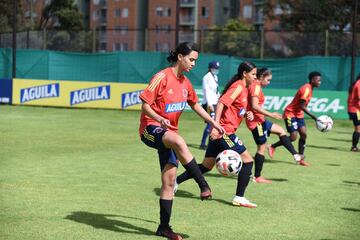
[166,42,199,63]
[349,73,360,93]
[308,71,321,82]
[257,67,272,79]
[222,61,256,95]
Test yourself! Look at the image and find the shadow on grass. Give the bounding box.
[342,180,360,186]
[307,144,345,151]
[268,178,288,182]
[263,159,294,165]
[328,138,351,143]
[154,188,234,206]
[341,207,360,212]
[187,143,206,151]
[326,163,341,167]
[64,211,190,238]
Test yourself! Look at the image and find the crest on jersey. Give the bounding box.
[182,89,188,98]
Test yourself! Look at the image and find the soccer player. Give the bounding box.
[139,42,224,240]
[246,68,301,183]
[347,73,360,152]
[200,60,221,149]
[176,61,258,208]
[268,71,322,166]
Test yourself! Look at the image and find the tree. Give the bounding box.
[262,0,360,56]
[0,0,24,33]
[40,0,83,30]
[203,19,260,58]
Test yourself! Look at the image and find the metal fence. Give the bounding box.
[1,29,358,58]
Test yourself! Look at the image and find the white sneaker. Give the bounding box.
[232,196,257,208]
[293,154,302,162]
[173,180,178,195]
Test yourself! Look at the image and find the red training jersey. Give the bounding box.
[139,67,198,135]
[347,80,360,113]
[246,80,265,130]
[218,80,248,134]
[284,83,313,119]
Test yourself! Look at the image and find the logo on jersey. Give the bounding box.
[168,89,174,94]
[182,89,188,98]
[70,85,110,105]
[165,102,186,113]
[238,108,246,116]
[122,90,143,108]
[20,83,59,103]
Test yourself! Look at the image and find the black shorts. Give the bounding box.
[348,111,360,126]
[251,120,273,145]
[205,133,246,158]
[141,125,178,171]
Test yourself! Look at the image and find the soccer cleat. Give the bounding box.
[298,159,310,167]
[156,225,183,240]
[293,154,302,162]
[200,187,212,201]
[267,144,276,158]
[232,196,257,208]
[253,176,272,184]
[350,146,359,152]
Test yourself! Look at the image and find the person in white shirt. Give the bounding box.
[200,60,221,149]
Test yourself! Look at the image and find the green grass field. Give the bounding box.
[0,105,359,240]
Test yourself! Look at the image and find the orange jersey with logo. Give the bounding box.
[246,80,265,130]
[347,80,360,113]
[139,67,198,135]
[284,83,313,118]
[219,80,248,134]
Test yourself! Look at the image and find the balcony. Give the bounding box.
[179,32,195,43]
[180,0,195,7]
[179,15,195,26]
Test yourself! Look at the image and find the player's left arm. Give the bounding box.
[300,100,317,120]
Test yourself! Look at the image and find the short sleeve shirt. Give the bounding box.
[348,80,360,113]
[219,80,248,134]
[139,67,198,135]
[284,83,313,118]
[246,80,265,130]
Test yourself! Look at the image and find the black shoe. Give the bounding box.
[156,225,183,240]
[351,146,359,152]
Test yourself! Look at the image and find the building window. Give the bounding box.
[156,7,163,16]
[122,8,129,18]
[243,5,252,19]
[114,8,121,17]
[201,7,208,17]
[100,42,107,51]
[164,7,171,16]
[92,11,100,20]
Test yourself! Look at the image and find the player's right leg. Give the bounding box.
[349,112,360,151]
[156,164,183,240]
[162,130,211,200]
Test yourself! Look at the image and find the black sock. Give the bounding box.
[176,164,211,184]
[182,159,209,192]
[279,135,297,155]
[298,138,306,155]
[271,140,283,148]
[254,153,264,178]
[236,162,253,197]
[159,199,172,229]
[352,131,360,148]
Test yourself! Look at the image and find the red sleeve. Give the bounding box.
[220,83,242,107]
[186,79,199,106]
[140,71,166,104]
[249,83,261,99]
[356,83,360,107]
[299,85,310,101]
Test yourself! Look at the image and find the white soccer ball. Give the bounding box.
[215,149,243,176]
[316,115,333,132]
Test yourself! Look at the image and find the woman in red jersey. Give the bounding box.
[139,42,224,240]
[245,67,301,184]
[176,61,258,208]
[268,72,321,166]
[347,73,360,152]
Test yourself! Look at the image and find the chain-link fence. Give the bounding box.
[1,29,358,58]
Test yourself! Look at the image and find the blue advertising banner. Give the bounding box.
[0,78,12,104]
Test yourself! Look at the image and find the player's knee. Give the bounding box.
[172,137,187,150]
